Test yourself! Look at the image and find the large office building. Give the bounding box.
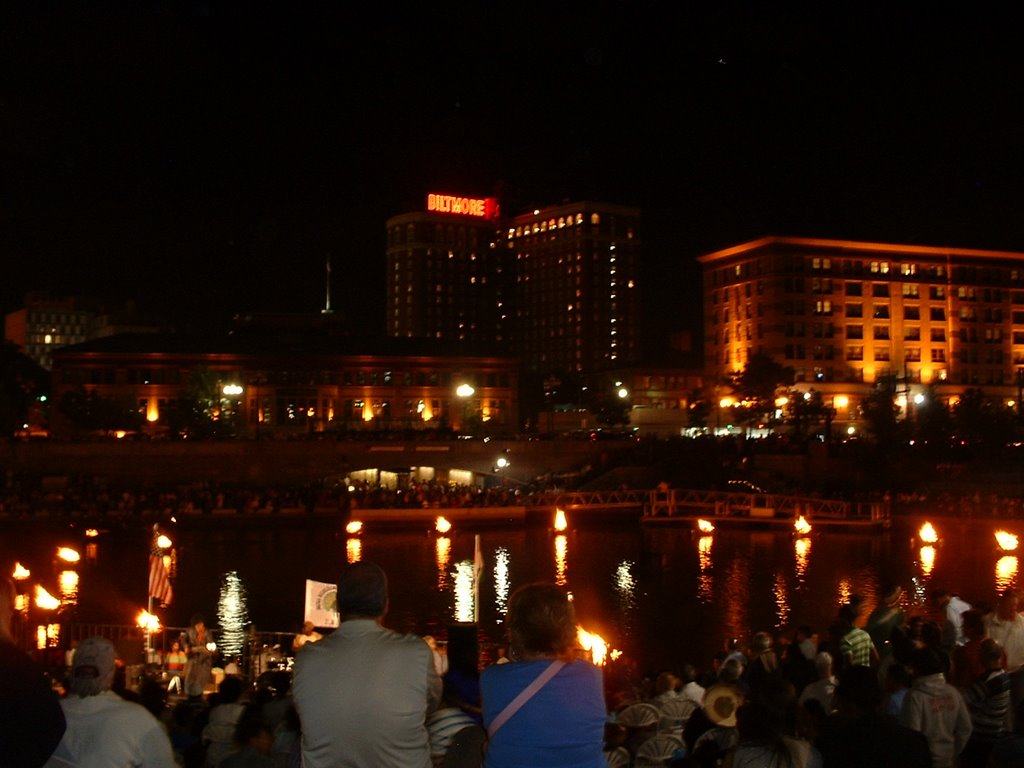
[701,236,1024,417]
[386,194,641,377]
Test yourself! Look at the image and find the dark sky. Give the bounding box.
[4,5,1024,346]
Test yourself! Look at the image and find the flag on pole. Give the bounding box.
[148,526,173,606]
[473,534,484,623]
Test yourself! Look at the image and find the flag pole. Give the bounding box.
[146,524,156,660]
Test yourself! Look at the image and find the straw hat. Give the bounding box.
[704,683,744,727]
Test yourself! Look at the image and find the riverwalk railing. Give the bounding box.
[644,489,891,527]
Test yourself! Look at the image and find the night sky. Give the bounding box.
[4,5,1024,350]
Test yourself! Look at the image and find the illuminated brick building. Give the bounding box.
[701,236,1024,419]
[386,195,641,377]
[49,333,519,438]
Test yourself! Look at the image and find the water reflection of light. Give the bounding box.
[85,543,98,563]
[919,546,936,577]
[554,535,568,586]
[453,560,474,623]
[774,572,789,629]
[996,556,1018,592]
[837,578,852,606]
[435,537,451,589]
[493,547,510,620]
[697,536,714,603]
[58,570,79,604]
[37,624,60,650]
[217,571,248,657]
[15,593,29,613]
[346,537,362,564]
[794,537,811,584]
[614,561,637,612]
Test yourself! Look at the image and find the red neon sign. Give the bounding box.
[427,193,498,219]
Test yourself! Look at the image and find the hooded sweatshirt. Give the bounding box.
[900,672,972,768]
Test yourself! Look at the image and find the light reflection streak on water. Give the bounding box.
[996,556,1018,593]
[493,548,510,622]
[58,570,79,605]
[723,560,750,642]
[346,537,362,564]
[794,537,811,585]
[554,535,568,586]
[435,537,451,588]
[452,560,474,623]
[837,578,852,607]
[697,536,714,603]
[85,543,98,563]
[919,546,936,579]
[614,561,637,613]
[773,572,789,630]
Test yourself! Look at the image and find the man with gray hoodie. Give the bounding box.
[901,646,972,768]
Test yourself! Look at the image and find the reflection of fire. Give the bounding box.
[697,519,715,533]
[345,520,363,535]
[794,516,812,535]
[995,530,1019,552]
[435,517,452,534]
[919,522,938,544]
[919,545,936,576]
[554,509,567,531]
[577,626,616,666]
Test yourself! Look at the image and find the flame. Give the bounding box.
[56,547,80,563]
[345,520,363,535]
[919,522,938,544]
[12,562,30,580]
[554,508,568,531]
[577,626,613,666]
[794,516,812,535]
[34,585,60,610]
[995,530,1019,552]
[137,610,161,632]
[435,516,452,534]
[85,529,99,538]
[697,518,715,533]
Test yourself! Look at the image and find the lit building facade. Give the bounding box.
[385,194,508,344]
[701,236,1024,416]
[506,201,641,376]
[5,292,97,370]
[49,333,520,438]
[387,195,641,378]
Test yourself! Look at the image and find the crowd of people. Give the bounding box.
[8,568,1024,767]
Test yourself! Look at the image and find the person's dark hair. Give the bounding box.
[961,609,985,639]
[507,582,577,659]
[218,674,244,703]
[337,561,388,618]
[911,646,945,677]
[980,637,1004,666]
[835,664,883,713]
[189,614,205,627]
[838,603,858,625]
[233,715,270,748]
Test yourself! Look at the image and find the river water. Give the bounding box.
[4,512,1021,675]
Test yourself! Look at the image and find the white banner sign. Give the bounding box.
[304,579,340,628]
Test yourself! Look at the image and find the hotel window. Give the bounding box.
[847,346,864,361]
[905,306,920,320]
[902,284,919,298]
[845,282,862,296]
[901,263,917,275]
[873,305,890,319]
[905,348,921,362]
[873,326,890,340]
[931,328,946,342]
[960,307,977,321]
[846,303,863,318]
[872,283,889,297]
[870,261,890,274]
[1014,331,1024,345]
[874,348,890,361]
[814,300,833,315]
[930,307,946,321]
[958,286,976,300]
[986,328,1003,343]
[905,327,921,341]
[846,325,864,339]
[930,286,946,300]
[932,349,946,362]
[812,278,832,293]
